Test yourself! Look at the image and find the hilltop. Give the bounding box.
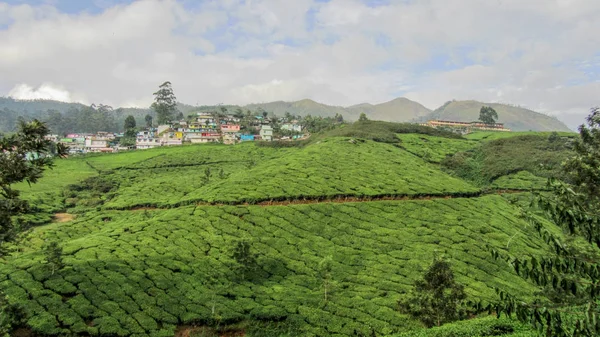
[1,96,572,133]
[0,122,580,336]
[421,100,571,132]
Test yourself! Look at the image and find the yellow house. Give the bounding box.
[175,132,183,139]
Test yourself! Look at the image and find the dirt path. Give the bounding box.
[126,189,535,211]
[53,213,75,222]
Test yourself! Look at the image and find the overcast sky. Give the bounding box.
[1,0,599,129]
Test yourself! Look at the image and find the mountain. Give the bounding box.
[346,97,432,122]
[243,97,431,122]
[244,99,348,118]
[0,96,572,133]
[420,100,571,132]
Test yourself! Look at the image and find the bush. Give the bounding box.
[393,316,535,337]
[250,305,288,321]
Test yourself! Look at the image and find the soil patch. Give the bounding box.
[53,213,75,223]
[175,326,245,337]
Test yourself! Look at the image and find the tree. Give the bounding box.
[231,238,258,281]
[145,114,153,128]
[233,108,244,119]
[479,106,498,125]
[124,115,137,137]
[44,240,64,275]
[318,255,334,303]
[358,113,368,122]
[0,120,63,335]
[0,120,66,255]
[151,81,178,124]
[488,107,600,336]
[398,256,467,327]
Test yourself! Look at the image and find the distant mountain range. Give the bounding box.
[0,96,571,132]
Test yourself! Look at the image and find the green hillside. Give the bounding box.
[421,100,571,132]
[346,98,432,122]
[244,99,349,119]
[3,126,571,337]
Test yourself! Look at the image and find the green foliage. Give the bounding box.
[442,134,573,186]
[480,106,499,125]
[316,120,463,144]
[0,127,581,336]
[145,114,153,128]
[124,115,137,139]
[43,240,64,275]
[151,81,178,124]
[397,134,479,163]
[358,112,368,122]
[231,238,258,281]
[486,108,600,336]
[318,255,334,303]
[393,316,537,337]
[399,256,468,328]
[0,194,555,336]
[1,120,65,254]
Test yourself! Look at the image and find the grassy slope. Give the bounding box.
[396,134,479,163]
[441,134,574,189]
[3,196,548,336]
[3,128,570,337]
[464,131,576,141]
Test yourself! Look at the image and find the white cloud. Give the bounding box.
[8,83,85,102]
[0,0,599,129]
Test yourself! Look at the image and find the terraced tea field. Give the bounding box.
[3,196,545,336]
[4,133,562,336]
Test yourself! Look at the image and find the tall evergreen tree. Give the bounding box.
[151,81,178,124]
[124,115,137,138]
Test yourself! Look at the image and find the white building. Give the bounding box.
[260,125,273,141]
[281,123,302,133]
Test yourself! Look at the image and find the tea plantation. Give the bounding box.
[2,131,569,337]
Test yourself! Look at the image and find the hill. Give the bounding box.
[1,97,571,133]
[243,97,431,122]
[1,124,576,336]
[420,100,571,132]
[346,97,431,122]
[244,99,348,119]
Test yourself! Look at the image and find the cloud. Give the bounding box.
[8,83,84,102]
[0,0,599,129]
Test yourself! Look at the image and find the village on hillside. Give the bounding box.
[43,116,512,155]
[44,112,308,154]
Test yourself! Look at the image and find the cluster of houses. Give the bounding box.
[45,113,305,154]
[44,132,123,154]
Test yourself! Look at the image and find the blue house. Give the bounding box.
[240,134,255,141]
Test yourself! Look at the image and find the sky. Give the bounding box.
[1,0,599,129]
